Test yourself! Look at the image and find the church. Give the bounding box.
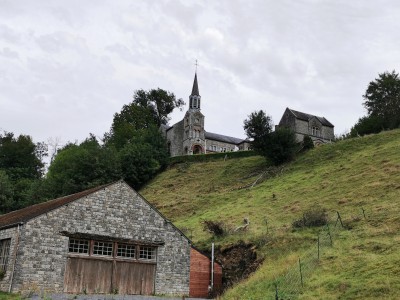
[163,72,251,157]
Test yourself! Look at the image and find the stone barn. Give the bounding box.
[278,107,334,145]
[0,181,221,296]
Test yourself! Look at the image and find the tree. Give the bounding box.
[0,132,46,180]
[243,111,298,165]
[46,134,121,197]
[349,115,386,137]
[243,110,273,153]
[263,127,298,165]
[363,70,400,129]
[106,88,184,149]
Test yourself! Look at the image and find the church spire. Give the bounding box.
[191,72,200,96]
[189,70,201,110]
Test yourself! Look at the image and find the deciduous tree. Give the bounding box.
[363,70,400,129]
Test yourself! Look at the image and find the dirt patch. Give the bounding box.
[214,241,264,290]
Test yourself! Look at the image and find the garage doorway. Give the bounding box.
[64,238,157,295]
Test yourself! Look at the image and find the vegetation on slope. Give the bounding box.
[141,129,400,299]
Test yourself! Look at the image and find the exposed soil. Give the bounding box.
[214,241,264,290]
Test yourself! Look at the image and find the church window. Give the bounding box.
[222,147,227,152]
[211,145,217,151]
[184,147,188,154]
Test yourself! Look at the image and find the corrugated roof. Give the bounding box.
[205,131,246,145]
[0,182,115,229]
[289,108,334,127]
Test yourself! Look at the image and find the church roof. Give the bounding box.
[205,131,247,145]
[288,108,334,128]
[191,73,200,96]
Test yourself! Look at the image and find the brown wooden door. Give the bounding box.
[114,261,156,295]
[64,257,156,295]
[64,257,113,294]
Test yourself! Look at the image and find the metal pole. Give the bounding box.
[299,258,304,287]
[211,243,214,290]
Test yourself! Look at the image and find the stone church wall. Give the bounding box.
[6,182,190,295]
[166,120,185,156]
[206,139,237,153]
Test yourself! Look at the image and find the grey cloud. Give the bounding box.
[0,47,19,59]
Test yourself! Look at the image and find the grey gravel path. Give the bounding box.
[29,294,208,300]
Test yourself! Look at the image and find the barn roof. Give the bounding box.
[205,131,247,145]
[288,108,334,128]
[0,182,115,230]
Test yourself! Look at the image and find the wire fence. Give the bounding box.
[272,209,366,300]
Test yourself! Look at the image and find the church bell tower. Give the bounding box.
[183,72,205,155]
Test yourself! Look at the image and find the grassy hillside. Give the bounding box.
[141,129,400,299]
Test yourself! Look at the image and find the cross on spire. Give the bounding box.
[195,59,199,73]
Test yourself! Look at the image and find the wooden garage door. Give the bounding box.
[64,257,112,294]
[114,261,156,295]
[64,238,157,295]
[64,258,156,294]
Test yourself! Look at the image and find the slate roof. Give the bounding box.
[0,182,115,229]
[205,131,247,145]
[191,73,200,96]
[289,108,334,127]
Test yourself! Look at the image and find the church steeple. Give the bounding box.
[189,72,201,110]
[191,73,199,96]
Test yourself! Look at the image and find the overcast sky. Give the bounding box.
[1,0,400,147]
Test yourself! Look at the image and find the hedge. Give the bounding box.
[168,150,257,165]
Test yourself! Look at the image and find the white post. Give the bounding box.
[211,243,214,290]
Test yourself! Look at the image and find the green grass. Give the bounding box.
[141,129,400,299]
[0,292,21,300]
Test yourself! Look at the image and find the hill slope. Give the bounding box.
[141,129,400,299]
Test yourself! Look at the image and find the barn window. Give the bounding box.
[139,246,156,261]
[93,241,113,256]
[68,239,89,254]
[0,238,11,272]
[117,243,136,259]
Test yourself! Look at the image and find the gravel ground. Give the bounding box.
[29,294,207,300]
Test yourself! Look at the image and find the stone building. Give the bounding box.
[163,73,251,156]
[0,181,221,296]
[278,108,334,145]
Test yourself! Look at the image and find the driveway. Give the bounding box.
[29,294,208,300]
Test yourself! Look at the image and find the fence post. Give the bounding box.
[326,224,333,246]
[275,282,279,300]
[362,207,366,219]
[335,211,344,228]
[299,258,304,287]
[317,235,320,260]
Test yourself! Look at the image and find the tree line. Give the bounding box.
[0,89,183,214]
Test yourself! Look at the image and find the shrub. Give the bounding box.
[292,207,328,228]
[203,220,226,236]
[302,135,314,151]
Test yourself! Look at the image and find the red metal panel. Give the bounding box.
[189,248,223,298]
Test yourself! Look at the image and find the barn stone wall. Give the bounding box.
[0,226,18,292]
[8,182,190,295]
